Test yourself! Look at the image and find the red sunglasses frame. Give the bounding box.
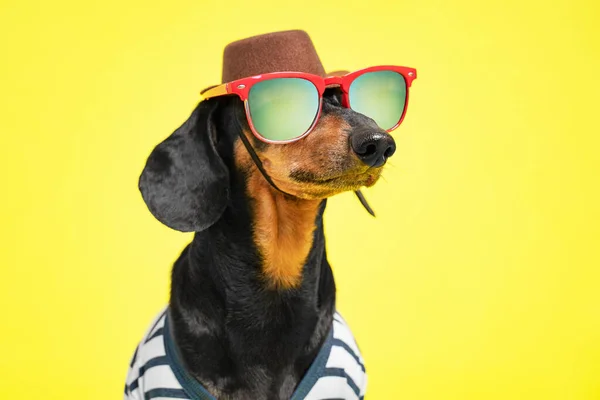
[201,65,417,144]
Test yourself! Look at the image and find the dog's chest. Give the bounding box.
[124,308,367,400]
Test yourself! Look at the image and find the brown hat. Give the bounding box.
[201,30,347,94]
[221,30,326,83]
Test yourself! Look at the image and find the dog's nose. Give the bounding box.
[350,131,396,168]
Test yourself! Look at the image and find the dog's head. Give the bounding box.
[139,89,396,232]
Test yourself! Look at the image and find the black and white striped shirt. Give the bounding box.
[124,308,367,399]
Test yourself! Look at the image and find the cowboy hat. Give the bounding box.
[201,30,348,93]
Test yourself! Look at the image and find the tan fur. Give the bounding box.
[263,115,352,185]
[235,139,321,289]
[233,114,382,288]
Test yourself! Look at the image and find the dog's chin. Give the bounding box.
[290,170,383,200]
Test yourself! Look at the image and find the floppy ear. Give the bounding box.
[139,100,229,232]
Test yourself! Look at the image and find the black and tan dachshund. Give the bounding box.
[129,87,395,399]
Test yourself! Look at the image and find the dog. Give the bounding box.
[124,30,415,400]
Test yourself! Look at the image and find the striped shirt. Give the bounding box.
[124,308,367,399]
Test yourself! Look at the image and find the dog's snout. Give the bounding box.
[350,131,396,168]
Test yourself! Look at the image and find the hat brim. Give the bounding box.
[325,70,349,77]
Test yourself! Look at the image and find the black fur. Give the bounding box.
[139,92,381,399]
[139,101,230,232]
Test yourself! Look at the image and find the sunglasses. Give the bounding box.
[201,65,417,144]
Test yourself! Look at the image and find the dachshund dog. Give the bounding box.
[124,87,396,400]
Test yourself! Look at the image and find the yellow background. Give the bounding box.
[1,0,599,398]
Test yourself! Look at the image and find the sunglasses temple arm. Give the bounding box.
[201,83,229,99]
[355,190,376,217]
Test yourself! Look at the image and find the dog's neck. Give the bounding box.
[168,166,336,397]
[244,166,323,289]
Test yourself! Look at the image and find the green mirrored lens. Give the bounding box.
[349,71,407,130]
[248,78,319,142]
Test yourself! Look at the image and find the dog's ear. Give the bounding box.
[139,100,229,232]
